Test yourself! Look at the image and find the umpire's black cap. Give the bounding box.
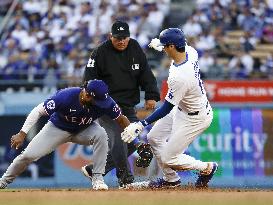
[111,20,130,38]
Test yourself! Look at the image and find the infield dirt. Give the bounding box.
[0,188,272,205]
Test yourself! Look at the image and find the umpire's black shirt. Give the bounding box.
[83,39,160,107]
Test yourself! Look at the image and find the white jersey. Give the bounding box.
[165,45,208,113]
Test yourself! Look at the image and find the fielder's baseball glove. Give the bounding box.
[136,143,153,168]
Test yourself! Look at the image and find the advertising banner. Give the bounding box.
[55,142,118,187]
[204,80,273,103]
[189,108,273,177]
[161,80,273,103]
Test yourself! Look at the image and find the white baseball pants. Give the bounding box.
[147,105,213,182]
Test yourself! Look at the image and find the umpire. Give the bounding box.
[82,20,160,187]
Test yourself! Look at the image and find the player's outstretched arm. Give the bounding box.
[21,103,47,134]
[115,114,130,130]
[121,100,174,143]
[11,103,47,150]
[11,130,27,150]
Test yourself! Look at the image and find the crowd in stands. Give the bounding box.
[0,0,272,92]
[0,0,170,91]
[181,0,273,80]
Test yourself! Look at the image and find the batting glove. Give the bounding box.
[121,122,144,143]
[148,38,164,52]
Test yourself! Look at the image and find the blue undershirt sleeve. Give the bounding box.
[141,100,175,126]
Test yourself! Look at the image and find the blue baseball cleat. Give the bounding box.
[148,178,181,189]
[195,162,218,188]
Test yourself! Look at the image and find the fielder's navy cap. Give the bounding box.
[85,80,112,108]
[111,20,130,38]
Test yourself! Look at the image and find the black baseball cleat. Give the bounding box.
[195,162,218,188]
[117,168,134,189]
[81,165,93,179]
[118,176,134,189]
[148,178,181,189]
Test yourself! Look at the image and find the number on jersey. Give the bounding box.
[87,58,95,68]
[193,61,204,94]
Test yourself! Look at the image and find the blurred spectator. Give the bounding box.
[249,57,265,79]
[265,0,273,10]
[228,1,240,29]
[0,0,171,90]
[1,0,273,90]
[20,29,38,51]
[22,0,47,14]
[184,0,273,80]
[207,2,225,28]
[228,50,254,77]
[261,22,273,43]
[195,29,216,52]
[237,7,257,32]
[206,56,226,79]
[214,34,232,58]
[11,24,28,43]
[145,3,165,35]
[240,31,257,52]
[43,59,59,92]
[261,54,273,78]
[182,16,202,38]
[25,50,42,82]
[199,50,214,78]
[64,59,85,87]
[153,56,171,83]
[196,0,214,10]
[7,11,29,30]
[251,0,266,17]
[192,8,209,25]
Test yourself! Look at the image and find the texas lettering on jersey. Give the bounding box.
[63,116,93,125]
[43,87,121,132]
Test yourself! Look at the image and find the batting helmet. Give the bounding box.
[159,28,186,49]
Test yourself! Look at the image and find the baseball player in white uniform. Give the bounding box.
[121,28,218,188]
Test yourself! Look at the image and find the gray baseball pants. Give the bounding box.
[1,121,108,185]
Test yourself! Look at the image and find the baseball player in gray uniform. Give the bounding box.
[121,28,218,189]
[0,79,131,190]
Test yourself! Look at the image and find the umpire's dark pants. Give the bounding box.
[100,106,138,186]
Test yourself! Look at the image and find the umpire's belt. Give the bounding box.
[178,107,199,116]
